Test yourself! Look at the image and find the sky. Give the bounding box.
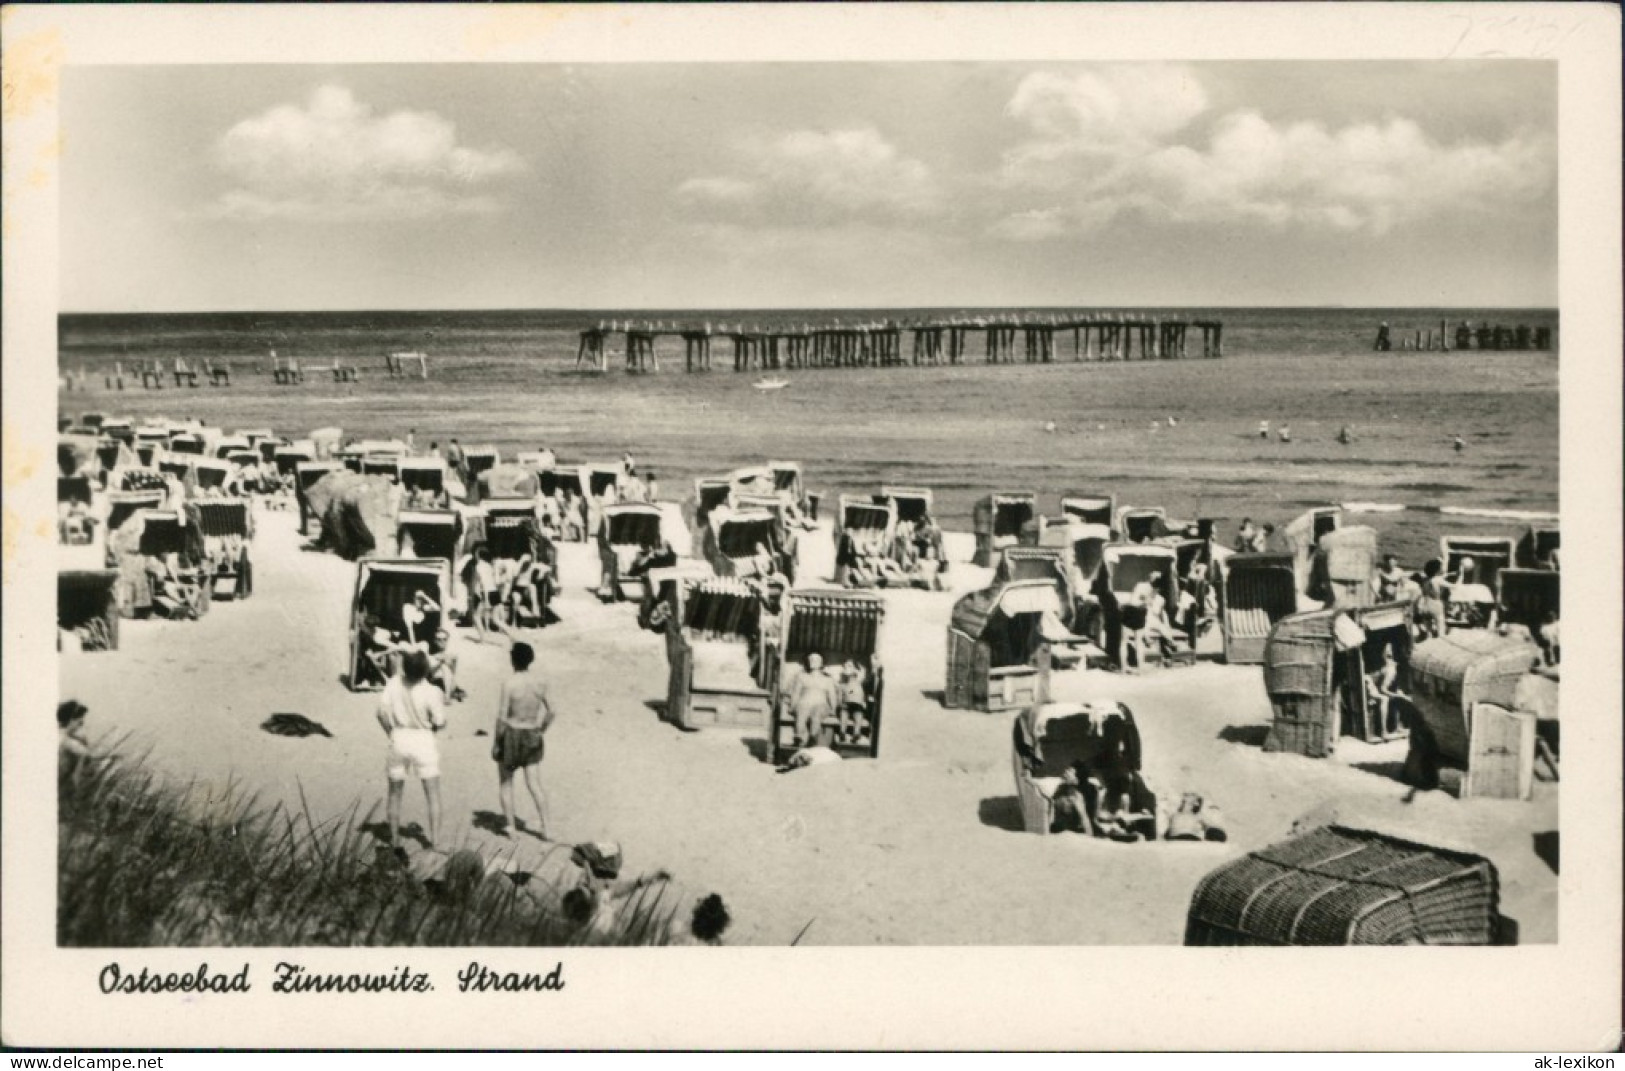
[60,62,1558,312]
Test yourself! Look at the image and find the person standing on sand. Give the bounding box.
[492,641,554,839]
[469,545,505,644]
[444,439,465,484]
[1414,559,1447,639]
[59,700,102,776]
[1375,554,1409,603]
[377,650,447,851]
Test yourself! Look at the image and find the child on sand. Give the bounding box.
[837,661,868,743]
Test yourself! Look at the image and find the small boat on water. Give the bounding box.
[753,378,789,392]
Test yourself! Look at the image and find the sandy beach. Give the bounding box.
[60,499,1558,946]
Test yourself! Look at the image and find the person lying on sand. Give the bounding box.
[776,745,841,773]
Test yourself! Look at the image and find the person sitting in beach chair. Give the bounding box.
[1049,767,1094,835]
[1084,766,1158,842]
[790,653,842,748]
[1179,563,1215,646]
[1364,646,1406,738]
[58,499,93,545]
[505,553,548,628]
[537,495,563,540]
[835,661,869,744]
[1142,580,1183,659]
[147,554,202,620]
[1535,611,1560,666]
[400,590,439,650]
[355,612,398,689]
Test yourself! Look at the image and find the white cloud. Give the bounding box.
[1005,65,1208,164]
[205,85,523,221]
[997,69,1554,239]
[678,126,941,224]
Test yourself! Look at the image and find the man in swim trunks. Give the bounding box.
[492,641,554,839]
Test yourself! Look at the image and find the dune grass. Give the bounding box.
[58,739,683,947]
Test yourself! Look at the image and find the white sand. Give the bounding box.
[61,504,1558,945]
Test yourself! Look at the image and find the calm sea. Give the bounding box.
[59,306,1558,368]
[57,306,1560,565]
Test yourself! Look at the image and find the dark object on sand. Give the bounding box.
[262,713,334,738]
[691,893,731,943]
[1185,824,1514,946]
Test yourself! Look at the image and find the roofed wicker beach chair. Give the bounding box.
[972,491,1038,567]
[1261,601,1414,755]
[1185,824,1515,945]
[766,589,886,765]
[1404,631,1541,796]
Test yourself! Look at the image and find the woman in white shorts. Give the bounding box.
[376,649,448,850]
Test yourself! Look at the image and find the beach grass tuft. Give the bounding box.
[58,741,681,947]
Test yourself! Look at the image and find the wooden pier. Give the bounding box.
[575,315,1225,373]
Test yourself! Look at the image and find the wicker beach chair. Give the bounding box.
[972,492,1038,567]
[1185,825,1513,945]
[765,589,886,764]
